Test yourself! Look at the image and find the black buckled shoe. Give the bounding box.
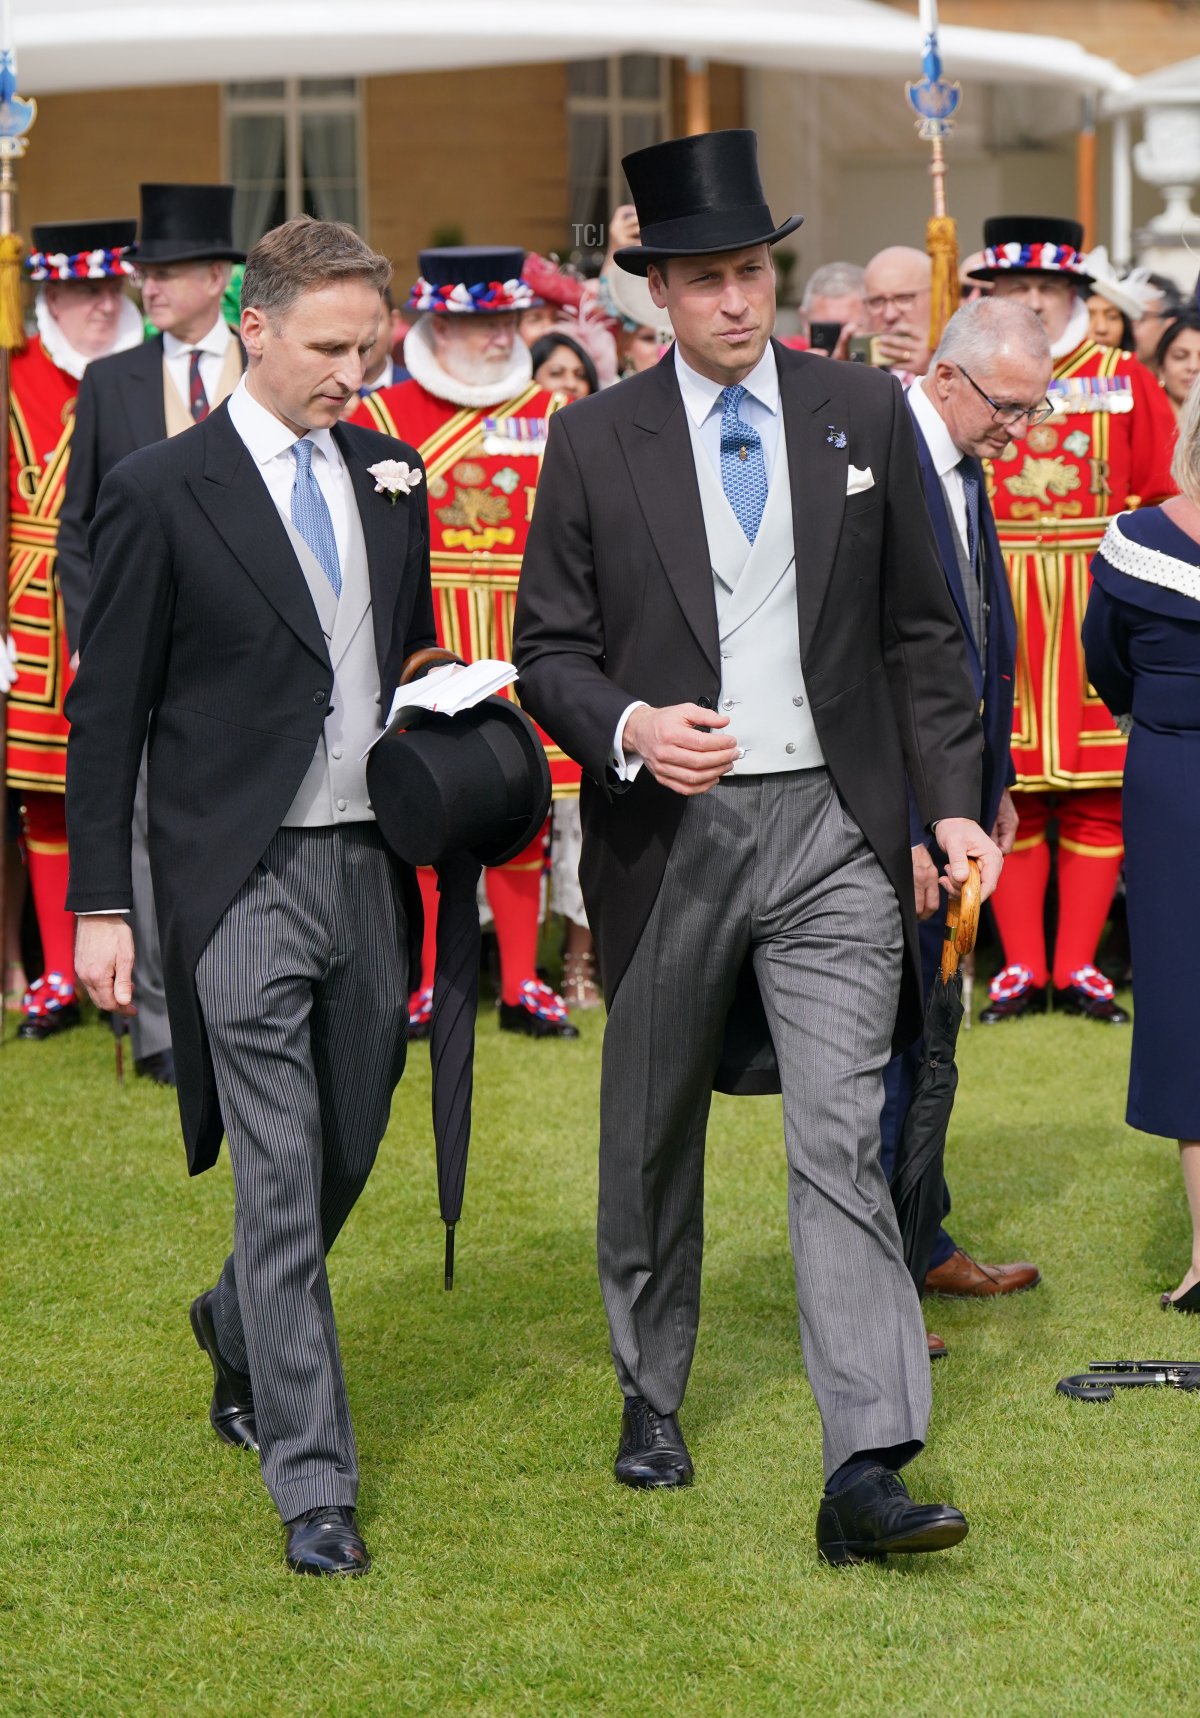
[816,1466,968,1567]
[980,964,1047,1024]
[285,1506,370,1576]
[135,1049,176,1086]
[189,1291,259,1453]
[1053,965,1129,1023]
[498,979,579,1039]
[614,1395,695,1489]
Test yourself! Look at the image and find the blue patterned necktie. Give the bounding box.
[290,438,342,599]
[719,383,769,544]
[957,455,981,570]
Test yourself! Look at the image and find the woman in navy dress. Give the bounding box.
[1083,380,1200,1311]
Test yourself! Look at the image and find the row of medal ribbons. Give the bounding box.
[1047,376,1134,414]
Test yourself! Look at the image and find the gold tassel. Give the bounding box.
[926,213,959,353]
[0,231,26,353]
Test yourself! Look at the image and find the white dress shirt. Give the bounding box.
[908,373,968,549]
[82,378,353,915]
[226,374,352,560]
[162,315,233,415]
[610,343,783,780]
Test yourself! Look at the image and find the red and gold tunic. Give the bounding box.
[5,340,77,794]
[985,339,1175,791]
[354,378,580,797]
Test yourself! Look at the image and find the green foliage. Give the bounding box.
[3,995,1199,1714]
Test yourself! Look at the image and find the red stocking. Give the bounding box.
[484,824,546,1007]
[410,865,440,1005]
[988,790,1051,987]
[21,791,76,991]
[1051,788,1124,988]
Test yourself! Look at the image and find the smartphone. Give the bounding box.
[808,320,843,354]
[848,334,889,368]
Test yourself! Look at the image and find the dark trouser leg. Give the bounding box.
[129,748,172,1061]
[598,787,753,1414]
[750,773,931,1481]
[196,828,407,1522]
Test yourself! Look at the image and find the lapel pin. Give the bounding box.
[826,426,847,450]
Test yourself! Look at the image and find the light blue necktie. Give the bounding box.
[719,383,769,544]
[290,438,342,599]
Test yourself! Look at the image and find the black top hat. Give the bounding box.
[406,246,543,314]
[367,695,551,870]
[969,215,1091,286]
[614,129,802,277]
[135,183,244,265]
[27,218,137,281]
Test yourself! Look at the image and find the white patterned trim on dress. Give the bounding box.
[1097,513,1200,605]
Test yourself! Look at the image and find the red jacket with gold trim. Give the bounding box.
[984,338,1176,791]
[352,378,580,797]
[6,340,78,794]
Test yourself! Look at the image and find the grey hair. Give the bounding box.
[933,296,1050,370]
[241,215,391,322]
[1171,370,1200,505]
[801,262,866,312]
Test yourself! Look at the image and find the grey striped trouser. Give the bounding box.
[195,825,408,1521]
[129,747,171,1061]
[598,769,931,1480]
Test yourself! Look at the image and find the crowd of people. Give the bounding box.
[4,132,1198,1574]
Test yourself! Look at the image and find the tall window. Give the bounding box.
[225,78,363,252]
[567,56,669,249]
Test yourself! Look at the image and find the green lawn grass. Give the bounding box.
[3,985,1199,1716]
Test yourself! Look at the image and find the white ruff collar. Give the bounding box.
[1051,296,1091,361]
[402,315,532,408]
[35,290,144,380]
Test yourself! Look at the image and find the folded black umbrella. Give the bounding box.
[367,689,551,1286]
[890,861,981,1292]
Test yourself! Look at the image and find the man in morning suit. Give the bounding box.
[58,183,247,1088]
[513,130,1003,1567]
[880,298,1051,1335]
[66,217,456,1577]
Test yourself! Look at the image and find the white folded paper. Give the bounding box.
[362,658,519,756]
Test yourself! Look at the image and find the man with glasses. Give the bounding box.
[58,184,245,1087]
[863,246,933,382]
[966,216,1176,1024]
[881,298,1050,1322]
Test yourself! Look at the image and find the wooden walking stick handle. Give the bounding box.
[941,859,981,981]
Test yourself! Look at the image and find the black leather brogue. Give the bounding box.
[816,1466,968,1567]
[614,1395,695,1489]
[189,1290,259,1453]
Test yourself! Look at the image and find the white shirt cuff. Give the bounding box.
[77,909,130,916]
[611,701,647,782]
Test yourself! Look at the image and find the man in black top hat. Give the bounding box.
[515,128,1002,1565]
[58,183,247,1088]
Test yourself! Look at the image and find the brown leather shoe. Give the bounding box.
[926,1332,948,1359]
[924,1247,1041,1298]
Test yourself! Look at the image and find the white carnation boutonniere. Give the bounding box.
[367,459,424,504]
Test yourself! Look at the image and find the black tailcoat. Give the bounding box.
[57,333,246,650]
[65,403,433,1172]
[513,342,983,1089]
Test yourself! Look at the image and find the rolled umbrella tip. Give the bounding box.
[444,1222,455,1291]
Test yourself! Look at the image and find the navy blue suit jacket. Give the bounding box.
[907,408,1017,844]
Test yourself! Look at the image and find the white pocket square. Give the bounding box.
[846,464,875,494]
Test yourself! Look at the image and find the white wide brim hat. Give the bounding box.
[603,262,676,344]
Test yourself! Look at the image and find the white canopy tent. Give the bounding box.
[14,0,1129,96]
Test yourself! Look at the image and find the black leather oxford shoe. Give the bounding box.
[816,1466,968,1567]
[614,1395,695,1489]
[285,1506,370,1576]
[189,1291,259,1453]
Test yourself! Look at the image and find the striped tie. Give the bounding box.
[187,350,209,423]
[290,439,342,599]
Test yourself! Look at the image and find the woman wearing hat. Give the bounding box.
[5,218,142,1037]
[969,217,1177,1026]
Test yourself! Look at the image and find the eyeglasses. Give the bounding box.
[955,364,1055,428]
[864,290,923,316]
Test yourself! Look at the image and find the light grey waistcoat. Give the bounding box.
[279,498,382,827]
[686,414,824,774]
